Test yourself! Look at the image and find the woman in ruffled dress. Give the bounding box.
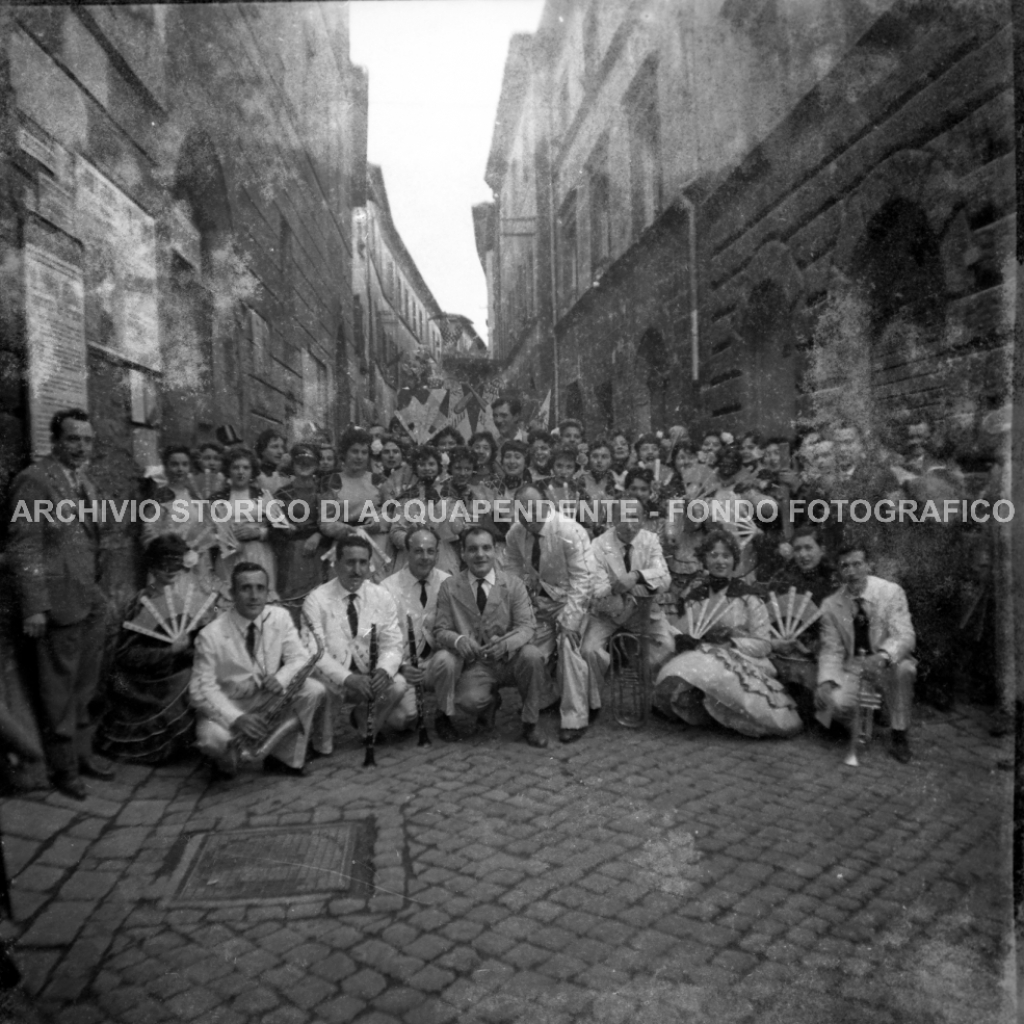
[653,530,802,738]
[97,536,215,764]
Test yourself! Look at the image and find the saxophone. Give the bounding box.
[234,609,324,762]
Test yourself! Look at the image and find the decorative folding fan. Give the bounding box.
[685,592,731,640]
[767,587,821,641]
[123,576,218,644]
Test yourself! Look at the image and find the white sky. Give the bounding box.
[349,0,545,346]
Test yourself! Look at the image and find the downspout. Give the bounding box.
[677,194,699,383]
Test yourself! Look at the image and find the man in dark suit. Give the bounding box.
[431,526,550,747]
[8,408,113,798]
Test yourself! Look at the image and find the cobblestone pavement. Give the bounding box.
[1,702,1015,1024]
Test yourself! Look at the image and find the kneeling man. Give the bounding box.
[816,542,917,763]
[432,526,550,747]
[191,562,325,778]
[303,532,415,749]
[583,498,676,712]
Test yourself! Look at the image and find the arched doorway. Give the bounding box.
[635,328,669,431]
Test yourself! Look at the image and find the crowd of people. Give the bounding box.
[3,395,1009,798]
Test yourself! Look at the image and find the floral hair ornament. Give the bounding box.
[370,438,384,456]
[720,432,734,445]
[440,452,450,468]
[655,430,664,439]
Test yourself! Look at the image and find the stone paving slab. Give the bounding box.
[0,703,1016,1023]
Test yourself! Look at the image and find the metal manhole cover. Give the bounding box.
[167,823,374,906]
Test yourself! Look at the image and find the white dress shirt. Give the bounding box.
[302,578,403,692]
[190,606,308,729]
[380,566,451,656]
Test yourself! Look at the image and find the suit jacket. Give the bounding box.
[301,578,403,693]
[190,606,308,728]
[434,568,536,655]
[818,575,916,684]
[590,528,670,623]
[380,566,450,656]
[505,514,595,632]
[7,456,107,624]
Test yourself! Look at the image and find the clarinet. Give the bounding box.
[363,624,378,768]
[407,614,431,746]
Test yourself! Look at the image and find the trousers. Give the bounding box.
[816,658,916,732]
[429,646,551,724]
[195,678,325,769]
[581,612,676,709]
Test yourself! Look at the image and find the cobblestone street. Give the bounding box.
[1,702,1014,1024]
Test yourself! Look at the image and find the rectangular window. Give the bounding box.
[626,62,661,239]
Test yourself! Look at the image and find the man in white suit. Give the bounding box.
[505,485,596,743]
[302,532,415,750]
[816,543,917,763]
[583,499,676,719]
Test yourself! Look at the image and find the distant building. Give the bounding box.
[350,164,449,424]
[0,3,366,582]
[480,0,1014,446]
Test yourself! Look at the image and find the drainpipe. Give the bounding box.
[677,194,699,384]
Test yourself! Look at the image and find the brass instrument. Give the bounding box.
[233,609,324,763]
[407,614,431,746]
[844,649,882,768]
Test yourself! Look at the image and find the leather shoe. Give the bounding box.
[588,707,601,725]
[889,730,912,764]
[263,756,310,777]
[434,713,461,742]
[476,693,502,734]
[52,772,87,801]
[558,727,587,744]
[79,755,115,780]
[522,724,548,748]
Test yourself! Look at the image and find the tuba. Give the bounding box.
[233,609,324,762]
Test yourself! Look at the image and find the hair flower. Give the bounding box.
[655,430,664,439]
[370,438,384,456]
[440,452,450,468]
[720,432,734,445]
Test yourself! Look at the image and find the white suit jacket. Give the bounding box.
[380,566,450,658]
[302,578,403,693]
[590,528,670,622]
[505,513,595,632]
[817,575,916,685]
[190,606,307,729]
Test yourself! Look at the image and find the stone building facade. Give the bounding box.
[0,2,366,585]
[480,0,1014,447]
[350,164,447,425]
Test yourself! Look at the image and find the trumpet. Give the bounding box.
[844,649,882,768]
[233,609,323,763]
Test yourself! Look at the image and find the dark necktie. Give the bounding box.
[853,597,871,653]
[347,593,358,635]
[622,543,632,573]
[531,535,541,572]
[419,579,428,608]
[246,622,257,660]
[476,578,487,613]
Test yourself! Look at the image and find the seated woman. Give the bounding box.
[765,526,841,698]
[654,529,803,738]
[97,536,214,764]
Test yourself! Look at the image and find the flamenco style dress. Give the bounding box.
[655,577,803,738]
